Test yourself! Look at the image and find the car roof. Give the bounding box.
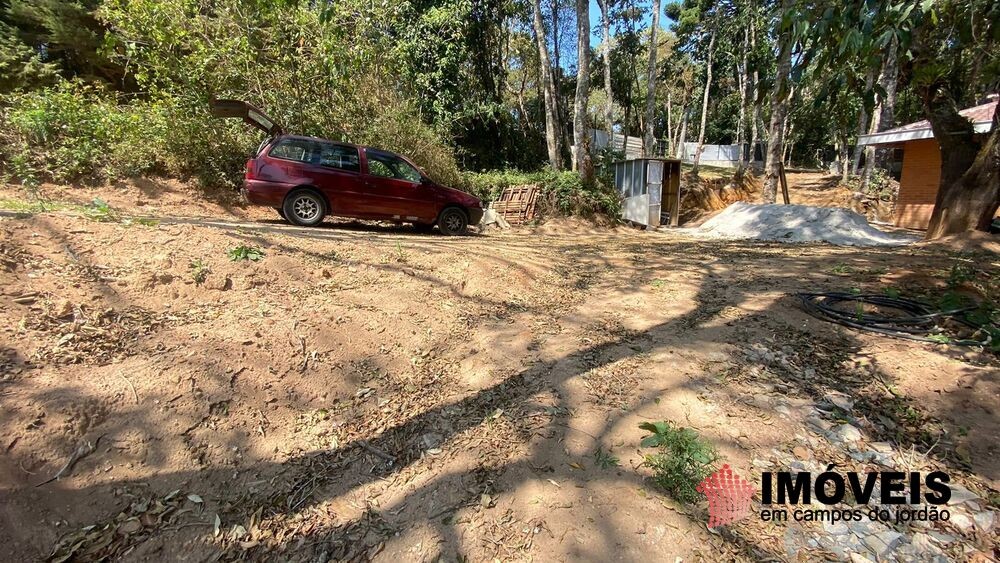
[276,134,394,156]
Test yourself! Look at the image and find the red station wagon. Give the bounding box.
[210,100,483,235]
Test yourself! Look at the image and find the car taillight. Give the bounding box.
[245,159,257,180]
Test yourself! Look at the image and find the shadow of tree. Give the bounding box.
[1,215,996,561]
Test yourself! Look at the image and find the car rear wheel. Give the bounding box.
[437,207,468,236]
[283,190,325,227]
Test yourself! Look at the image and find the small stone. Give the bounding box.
[50,298,74,318]
[862,530,902,558]
[850,553,875,563]
[910,532,944,555]
[927,531,957,545]
[823,521,848,535]
[868,442,894,453]
[826,391,854,411]
[832,423,863,443]
[807,416,832,432]
[946,484,980,506]
[792,446,812,460]
[972,510,995,532]
[949,512,974,534]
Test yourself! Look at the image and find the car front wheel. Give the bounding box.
[283,190,326,227]
[437,207,468,236]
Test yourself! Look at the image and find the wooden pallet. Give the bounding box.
[492,185,539,225]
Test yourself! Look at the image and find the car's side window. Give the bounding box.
[268,139,313,162]
[393,158,422,183]
[367,151,422,183]
[317,143,360,173]
[368,157,396,179]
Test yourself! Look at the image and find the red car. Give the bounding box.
[210,100,483,235]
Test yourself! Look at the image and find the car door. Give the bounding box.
[362,149,435,221]
[208,99,283,136]
[308,141,367,217]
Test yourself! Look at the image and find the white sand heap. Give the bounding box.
[694,202,919,246]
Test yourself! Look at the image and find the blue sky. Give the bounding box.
[587,0,658,46]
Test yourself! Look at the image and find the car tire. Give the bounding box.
[275,207,286,220]
[437,207,468,236]
[283,189,326,227]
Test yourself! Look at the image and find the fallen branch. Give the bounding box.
[36,434,104,487]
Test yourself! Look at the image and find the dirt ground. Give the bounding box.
[0,179,998,562]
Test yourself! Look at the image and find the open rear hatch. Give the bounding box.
[209,99,283,136]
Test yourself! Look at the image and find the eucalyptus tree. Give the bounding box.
[572,0,590,172]
[530,0,564,169]
[643,0,662,155]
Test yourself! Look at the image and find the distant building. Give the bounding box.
[857,96,997,230]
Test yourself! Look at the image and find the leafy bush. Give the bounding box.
[227,245,264,262]
[639,421,719,504]
[460,169,621,218]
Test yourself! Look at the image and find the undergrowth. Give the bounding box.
[639,421,719,504]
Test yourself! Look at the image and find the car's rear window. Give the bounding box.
[268,139,360,173]
[269,139,312,162]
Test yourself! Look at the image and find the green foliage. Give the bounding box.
[227,245,264,262]
[639,421,718,504]
[594,448,620,470]
[460,169,621,218]
[83,197,118,222]
[189,259,210,285]
[0,1,466,190]
[0,81,168,183]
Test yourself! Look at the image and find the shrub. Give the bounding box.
[639,421,719,504]
[459,169,621,218]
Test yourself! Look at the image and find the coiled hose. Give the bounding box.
[796,292,985,346]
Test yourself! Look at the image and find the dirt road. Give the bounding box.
[1,186,998,561]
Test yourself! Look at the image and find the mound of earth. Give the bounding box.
[693,202,918,246]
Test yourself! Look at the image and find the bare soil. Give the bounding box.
[0,180,997,562]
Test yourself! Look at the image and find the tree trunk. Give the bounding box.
[839,133,849,183]
[598,0,614,137]
[530,0,562,169]
[762,2,793,203]
[735,26,749,178]
[622,101,631,156]
[572,0,590,172]
[744,15,760,173]
[924,97,999,238]
[850,69,876,175]
[676,107,689,159]
[666,92,673,156]
[643,0,661,156]
[862,39,899,188]
[691,24,717,174]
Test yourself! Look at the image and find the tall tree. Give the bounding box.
[643,0,661,155]
[530,0,563,169]
[690,20,716,173]
[572,0,590,172]
[761,0,795,203]
[598,0,615,137]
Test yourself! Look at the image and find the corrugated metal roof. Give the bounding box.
[857,98,997,146]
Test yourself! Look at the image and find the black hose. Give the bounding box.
[795,292,986,346]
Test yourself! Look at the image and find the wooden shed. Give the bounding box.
[857,96,997,230]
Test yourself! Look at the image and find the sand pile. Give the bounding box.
[693,202,918,246]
